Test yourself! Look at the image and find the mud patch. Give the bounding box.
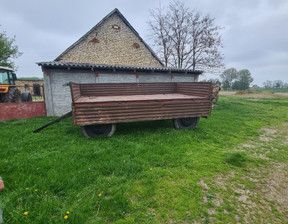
[234,91,277,99]
[275,92,288,97]
[199,124,288,222]
[209,164,288,223]
[247,99,261,101]
[219,91,236,95]
[241,144,256,149]
[235,91,274,95]
[258,163,288,208]
[259,128,278,142]
[259,135,274,142]
[260,128,277,135]
[198,179,210,190]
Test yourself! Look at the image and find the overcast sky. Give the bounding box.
[1,0,287,85]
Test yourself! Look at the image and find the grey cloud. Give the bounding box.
[0,0,287,85]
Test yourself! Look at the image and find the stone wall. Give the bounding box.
[59,14,162,67]
[15,80,44,96]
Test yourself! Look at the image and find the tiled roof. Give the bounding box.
[37,61,202,74]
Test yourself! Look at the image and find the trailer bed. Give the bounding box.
[75,93,205,103]
[70,82,212,126]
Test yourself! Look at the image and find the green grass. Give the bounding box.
[221,88,288,93]
[252,88,288,93]
[32,96,44,101]
[1,95,288,223]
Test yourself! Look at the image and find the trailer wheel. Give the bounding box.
[173,117,200,130]
[81,124,116,138]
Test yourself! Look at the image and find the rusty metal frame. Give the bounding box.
[70,82,213,126]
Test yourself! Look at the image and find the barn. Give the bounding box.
[15,79,44,97]
[38,8,202,116]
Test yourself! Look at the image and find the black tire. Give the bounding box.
[3,87,21,103]
[173,117,200,130]
[21,91,32,102]
[81,124,116,138]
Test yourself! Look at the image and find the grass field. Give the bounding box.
[221,88,288,93]
[251,88,288,93]
[32,96,44,101]
[0,94,288,223]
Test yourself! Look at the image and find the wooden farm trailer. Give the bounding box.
[70,82,213,138]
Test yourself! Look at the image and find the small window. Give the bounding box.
[0,71,9,84]
[33,84,41,96]
[112,24,121,30]
[8,72,15,85]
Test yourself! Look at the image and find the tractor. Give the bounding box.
[0,66,32,103]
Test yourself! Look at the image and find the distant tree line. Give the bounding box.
[18,77,43,81]
[202,68,254,90]
[203,70,287,90]
[263,80,288,89]
[219,68,253,90]
[201,78,221,84]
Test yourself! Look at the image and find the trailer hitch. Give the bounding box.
[33,111,72,133]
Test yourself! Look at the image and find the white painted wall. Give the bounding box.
[44,71,196,116]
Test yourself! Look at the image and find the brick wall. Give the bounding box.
[59,13,162,67]
[0,102,46,120]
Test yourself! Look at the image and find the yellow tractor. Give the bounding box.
[0,66,32,103]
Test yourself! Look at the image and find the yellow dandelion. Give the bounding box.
[98,193,102,197]
[66,211,70,215]
[34,189,38,192]
[64,215,68,220]
[150,168,153,171]
[25,188,29,190]
[24,211,28,215]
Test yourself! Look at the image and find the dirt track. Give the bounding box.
[275,92,288,96]
[219,92,236,95]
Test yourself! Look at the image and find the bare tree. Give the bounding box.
[148,1,224,72]
[263,80,273,88]
[149,4,173,67]
[273,80,284,88]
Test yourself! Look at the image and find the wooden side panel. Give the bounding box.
[79,82,176,96]
[176,82,213,98]
[70,82,81,102]
[73,100,211,126]
[70,82,213,126]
